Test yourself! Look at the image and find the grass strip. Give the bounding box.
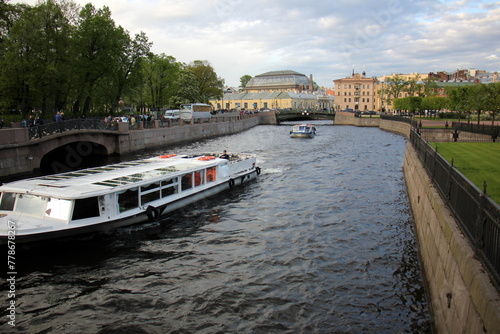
[430,142,500,204]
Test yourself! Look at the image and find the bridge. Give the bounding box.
[275,110,335,123]
[0,112,276,178]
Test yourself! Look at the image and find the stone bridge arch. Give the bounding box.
[32,131,118,173]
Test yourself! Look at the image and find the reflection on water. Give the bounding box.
[1,123,431,333]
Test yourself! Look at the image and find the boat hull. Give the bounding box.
[290,132,315,138]
[0,169,258,245]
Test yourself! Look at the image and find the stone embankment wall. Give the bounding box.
[334,111,412,137]
[116,115,264,154]
[334,111,381,127]
[404,143,500,333]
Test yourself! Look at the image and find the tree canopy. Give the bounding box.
[0,0,225,119]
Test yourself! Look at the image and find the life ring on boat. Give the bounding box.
[146,205,160,222]
[255,167,261,175]
[198,156,215,161]
[228,178,235,188]
[159,154,177,159]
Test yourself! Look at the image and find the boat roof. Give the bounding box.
[0,155,228,199]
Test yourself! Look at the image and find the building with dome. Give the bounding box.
[244,70,315,93]
[210,70,334,111]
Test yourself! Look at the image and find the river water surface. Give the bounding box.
[2,123,431,333]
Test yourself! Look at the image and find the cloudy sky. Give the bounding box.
[12,0,500,88]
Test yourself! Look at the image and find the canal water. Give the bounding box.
[2,123,431,333]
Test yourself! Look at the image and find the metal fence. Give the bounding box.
[410,129,500,290]
[380,114,418,126]
[416,128,495,142]
[29,118,114,139]
[452,121,500,142]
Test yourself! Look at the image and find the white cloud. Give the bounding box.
[11,0,500,87]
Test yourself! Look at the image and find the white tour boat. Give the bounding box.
[0,153,260,244]
[290,124,316,138]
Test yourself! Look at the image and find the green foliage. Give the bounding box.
[0,0,226,118]
[239,75,252,89]
[187,60,224,103]
[446,83,499,125]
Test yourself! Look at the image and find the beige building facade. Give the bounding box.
[212,91,332,111]
[211,70,334,111]
[333,73,378,112]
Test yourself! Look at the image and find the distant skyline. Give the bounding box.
[12,0,500,88]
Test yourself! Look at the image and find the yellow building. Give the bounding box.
[333,72,378,112]
[211,70,334,111]
[213,91,331,111]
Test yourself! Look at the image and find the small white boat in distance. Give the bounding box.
[0,153,261,244]
[290,124,316,138]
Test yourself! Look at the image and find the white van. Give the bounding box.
[164,109,180,120]
[179,103,213,121]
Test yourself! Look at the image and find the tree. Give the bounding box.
[484,83,500,126]
[187,60,224,103]
[404,75,423,97]
[422,77,440,96]
[138,53,181,111]
[239,75,252,89]
[108,31,151,113]
[71,4,126,116]
[393,96,422,114]
[0,0,72,118]
[168,68,200,107]
[421,96,448,112]
[378,74,409,111]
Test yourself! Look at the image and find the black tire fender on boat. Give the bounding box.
[228,178,235,188]
[146,205,160,222]
[255,167,261,175]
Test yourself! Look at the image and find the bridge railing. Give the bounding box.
[409,128,500,291]
[29,118,114,140]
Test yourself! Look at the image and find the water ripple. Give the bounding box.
[1,124,430,333]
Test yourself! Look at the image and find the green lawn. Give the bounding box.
[430,142,500,204]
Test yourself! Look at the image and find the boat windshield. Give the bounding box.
[0,192,72,220]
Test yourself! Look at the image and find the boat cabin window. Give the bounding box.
[141,182,160,206]
[16,194,46,216]
[0,192,16,211]
[72,197,100,220]
[117,189,138,213]
[194,171,205,187]
[206,167,216,182]
[46,198,72,221]
[161,178,178,197]
[181,173,192,191]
